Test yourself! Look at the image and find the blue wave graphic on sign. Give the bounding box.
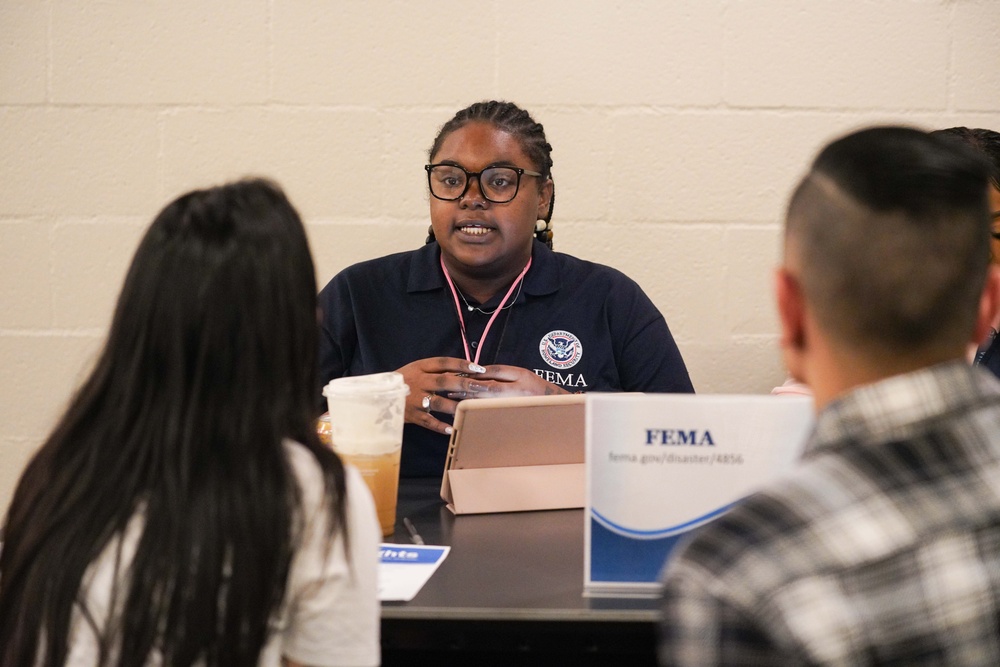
[591,502,737,539]
[589,518,683,583]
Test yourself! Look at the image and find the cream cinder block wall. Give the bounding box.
[2,1,999,513]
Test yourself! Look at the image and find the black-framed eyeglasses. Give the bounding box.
[425,163,542,204]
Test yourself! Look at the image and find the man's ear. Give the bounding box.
[776,267,805,350]
[776,267,807,382]
[973,265,1000,346]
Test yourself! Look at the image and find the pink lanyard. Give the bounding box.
[440,253,532,366]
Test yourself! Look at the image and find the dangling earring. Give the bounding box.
[536,179,555,249]
[534,219,553,248]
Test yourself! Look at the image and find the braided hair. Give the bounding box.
[425,101,556,248]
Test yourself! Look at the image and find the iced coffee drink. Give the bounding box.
[322,372,409,536]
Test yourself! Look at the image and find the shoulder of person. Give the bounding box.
[677,481,809,573]
[282,440,336,515]
[321,247,423,293]
[283,440,371,516]
[546,246,644,291]
[676,453,885,592]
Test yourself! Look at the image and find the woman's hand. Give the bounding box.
[396,359,570,435]
[396,357,490,435]
[446,364,570,400]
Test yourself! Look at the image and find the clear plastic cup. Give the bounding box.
[322,372,409,536]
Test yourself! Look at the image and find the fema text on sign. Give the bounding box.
[644,429,715,446]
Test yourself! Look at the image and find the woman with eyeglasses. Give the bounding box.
[319,101,694,478]
[0,180,380,666]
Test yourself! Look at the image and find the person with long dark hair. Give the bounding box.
[0,179,380,666]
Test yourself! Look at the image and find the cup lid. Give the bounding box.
[322,371,409,398]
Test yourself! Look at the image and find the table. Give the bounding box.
[381,478,661,666]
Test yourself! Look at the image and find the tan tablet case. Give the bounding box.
[440,394,586,515]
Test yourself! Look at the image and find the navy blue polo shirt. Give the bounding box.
[318,240,694,478]
[975,329,1000,380]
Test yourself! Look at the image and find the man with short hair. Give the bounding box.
[659,127,1000,665]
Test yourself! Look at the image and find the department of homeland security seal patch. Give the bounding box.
[539,330,583,369]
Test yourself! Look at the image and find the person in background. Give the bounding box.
[933,127,1000,377]
[659,127,1000,665]
[0,180,380,666]
[319,100,694,479]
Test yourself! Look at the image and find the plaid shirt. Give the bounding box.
[659,361,1000,666]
